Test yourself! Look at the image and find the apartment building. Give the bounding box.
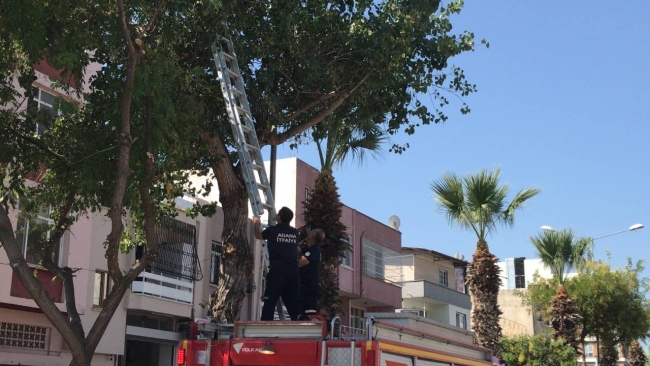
[267,157,403,333]
[384,247,472,331]
[0,64,228,365]
[0,191,229,366]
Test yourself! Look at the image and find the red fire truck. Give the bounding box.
[177,315,493,366]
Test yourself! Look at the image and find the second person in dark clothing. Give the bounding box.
[253,207,302,321]
[299,228,325,315]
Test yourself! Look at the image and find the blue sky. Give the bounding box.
[265,1,650,274]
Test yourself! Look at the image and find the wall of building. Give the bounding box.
[1,206,130,361]
[497,289,535,336]
[413,254,460,287]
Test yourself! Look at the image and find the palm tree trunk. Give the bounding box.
[467,239,503,352]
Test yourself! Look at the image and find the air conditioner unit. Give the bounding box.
[396,308,425,317]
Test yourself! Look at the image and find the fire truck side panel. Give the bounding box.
[229,339,321,365]
[378,341,491,366]
[324,341,364,366]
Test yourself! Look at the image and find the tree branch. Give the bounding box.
[139,0,167,37]
[41,262,85,342]
[284,91,338,122]
[117,0,136,56]
[106,0,142,286]
[38,194,85,341]
[5,126,70,167]
[264,72,372,147]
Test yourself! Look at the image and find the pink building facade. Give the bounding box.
[0,65,230,365]
[269,157,403,331]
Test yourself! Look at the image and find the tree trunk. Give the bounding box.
[550,285,581,353]
[467,239,503,352]
[209,144,255,323]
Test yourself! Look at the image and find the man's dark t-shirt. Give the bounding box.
[262,223,299,269]
[299,243,321,284]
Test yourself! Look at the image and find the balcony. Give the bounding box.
[131,270,193,304]
[402,280,471,309]
[10,269,63,303]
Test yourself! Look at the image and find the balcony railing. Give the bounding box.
[131,269,193,304]
[362,241,404,285]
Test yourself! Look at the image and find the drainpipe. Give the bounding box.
[351,210,355,297]
[359,230,365,300]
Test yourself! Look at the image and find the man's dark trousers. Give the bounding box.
[300,283,320,313]
[261,267,302,321]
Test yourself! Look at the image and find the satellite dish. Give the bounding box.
[388,215,401,230]
[454,252,465,261]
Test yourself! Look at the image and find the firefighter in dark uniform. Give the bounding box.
[298,228,324,315]
[253,207,302,321]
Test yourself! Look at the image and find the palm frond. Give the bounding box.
[463,168,507,239]
[530,228,591,283]
[336,125,387,168]
[320,119,388,171]
[431,173,479,236]
[502,186,541,227]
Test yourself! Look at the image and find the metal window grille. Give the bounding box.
[146,217,202,281]
[0,322,49,350]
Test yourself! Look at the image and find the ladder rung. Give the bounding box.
[240,124,252,133]
[256,182,269,191]
[236,106,250,116]
[223,52,235,62]
[252,163,264,171]
[262,203,274,211]
[232,88,244,97]
[228,70,240,79]
[245,143,259,152]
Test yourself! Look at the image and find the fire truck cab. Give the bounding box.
[177,314,492,366]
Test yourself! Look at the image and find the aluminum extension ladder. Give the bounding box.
[211,21,285,320]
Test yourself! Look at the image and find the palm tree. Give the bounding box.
[530,229,592,284]
[431,168,540,352]
[530,229,592,354]
[302,119,386,319]
[629,340,647,366]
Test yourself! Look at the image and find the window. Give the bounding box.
[304,187,311,202]
[350,307,366,330]
[456,312,467,330]
[15,205,62,266]
[514,257,526,289]
[126,313,173,331]
[93,271,111,308]
[439,269,448,287]
[29,87,59,134]
[585,344,594,358]
[341,236,353,268]
[210,241,223,286]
